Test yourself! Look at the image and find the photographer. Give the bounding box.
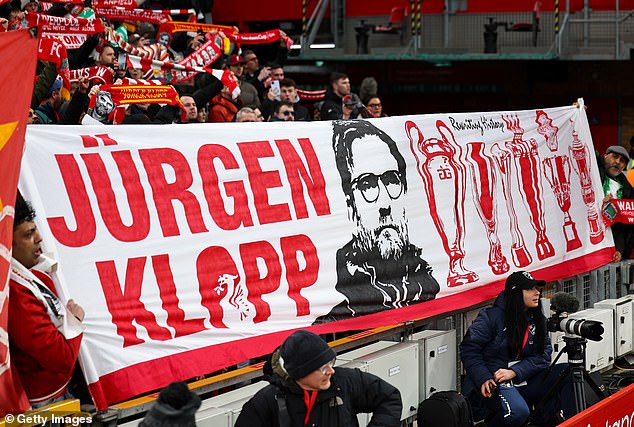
[342,93,371,120]
[460,271,574,426]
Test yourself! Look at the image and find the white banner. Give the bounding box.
[18,99,613,409]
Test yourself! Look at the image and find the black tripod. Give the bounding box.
[524,335,607,425]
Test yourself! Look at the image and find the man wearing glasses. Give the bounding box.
[317,120,440,322]
[271,100,295,122]
[236,330,402,427]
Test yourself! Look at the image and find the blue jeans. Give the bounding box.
[480,364,574,427]
[30,391,74,427]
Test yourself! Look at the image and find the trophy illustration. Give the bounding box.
[569,126,604,244]
[406,120,478,287]
[502,114,555,261]
[543,155,582,252]
[491,143,532,267]
[535,110,559,152]
[467,142,509,275]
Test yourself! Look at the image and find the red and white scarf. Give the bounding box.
[90,78,186,124]
[227,29,293,49]
[92,0,139,8]
[106,26,169,62]
[156,21,237,38]
[94,7,172,24]
[25,12,105,34]
[69,65,114,85]
[127,54,240,98]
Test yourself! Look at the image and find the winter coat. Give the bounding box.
[208,93,238,123]
[235,351,402,427]
[320,88,343,121]
[460,292,551,400]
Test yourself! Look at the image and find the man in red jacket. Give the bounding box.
[9,196,85,408]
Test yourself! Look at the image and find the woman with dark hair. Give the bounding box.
[460,271,572,426]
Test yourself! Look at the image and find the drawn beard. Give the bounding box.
[355,209,408,261]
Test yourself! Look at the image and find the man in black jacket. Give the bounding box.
[320,72,350,121]
[235,330,402,427]
[597,145,634,261]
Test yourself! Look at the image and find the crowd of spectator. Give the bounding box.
[1,0,387,127]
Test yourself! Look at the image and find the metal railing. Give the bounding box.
[299,2,634,60]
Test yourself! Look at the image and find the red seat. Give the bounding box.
[374,6,407,33]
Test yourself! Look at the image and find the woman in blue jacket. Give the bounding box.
[460,271,572,426]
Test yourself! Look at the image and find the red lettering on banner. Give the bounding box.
[96,257,172,347]
[152,254,207,336]
[281,234,318,316]
[197,144,253,230]
[196,246,237,328]
[47,136,331,247]
[82,151,150,242]
[81,133,118,148]
[275,138,331,219]
[241,240,282,323]
[139,148,208,237]
[238,141,292,225]
[96,234,320,344]
[48,154,97,247]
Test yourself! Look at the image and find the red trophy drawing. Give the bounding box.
[502,114,555,261]
[491,143,532,267]
[569,126,605,244]
[543,155,582,251]
[466,142,509,275]
[535,110,559,152]
[406,120,478,287]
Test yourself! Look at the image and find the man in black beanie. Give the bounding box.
[235,330,402,426]
[140,381,202,427]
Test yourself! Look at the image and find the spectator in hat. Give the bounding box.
[140,381,201,427]
[596,145,634,261]
[228,54,260,108]
[21,0,40,12]
[235,330,402,427]
[34,77,64,124]
[460,271,574,427]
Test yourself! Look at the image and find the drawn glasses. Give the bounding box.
[351,170,403,203]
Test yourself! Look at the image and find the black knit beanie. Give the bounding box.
[280,330,336,380]
[139,382,201,427]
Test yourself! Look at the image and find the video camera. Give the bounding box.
[547,292,604,342]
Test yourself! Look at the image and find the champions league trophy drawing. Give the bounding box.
[569,126,605,244]
[406,120,478,287]
[543,155,583,252]
[491,143,532,268]
[502,114,555,261]
[535,110,559,152]
[466,142,510,275]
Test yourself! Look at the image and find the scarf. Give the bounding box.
[9,257,83,340]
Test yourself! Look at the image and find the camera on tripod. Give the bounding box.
[546,292,604,342]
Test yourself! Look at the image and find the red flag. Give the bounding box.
[0,29,38,417]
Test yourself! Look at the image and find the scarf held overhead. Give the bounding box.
[25,12,105,34]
